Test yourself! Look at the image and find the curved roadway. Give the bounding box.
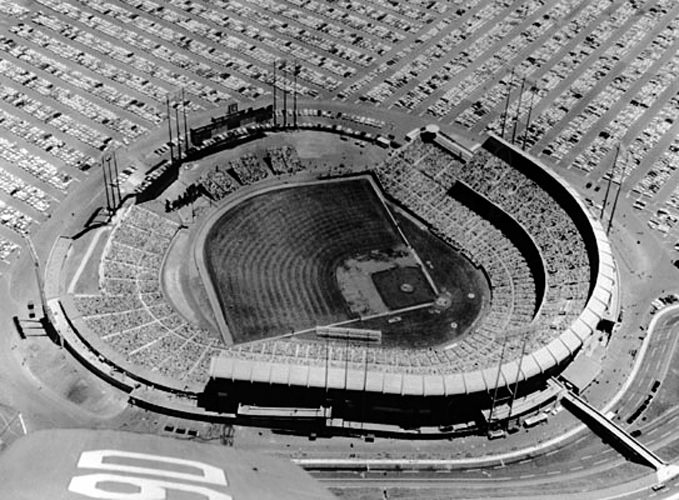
[300,303,679,498]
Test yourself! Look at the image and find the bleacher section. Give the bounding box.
[71,205,221,389]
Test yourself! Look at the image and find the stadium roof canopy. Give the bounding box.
[0,429,336,500]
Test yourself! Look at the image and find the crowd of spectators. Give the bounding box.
[228,153,270,185]
[266,146,303,175]
[410,140,591,351]
[199,167,240,202]
[60,130,599,385]
[224,323,549,376]
[73,205,220,387]
[374,148,538,339]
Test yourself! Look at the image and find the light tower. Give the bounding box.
[501,68,515,139]
[522,84,537,151]
[166,95,175,163]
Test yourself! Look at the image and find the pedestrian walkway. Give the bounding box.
[560,384,679,483]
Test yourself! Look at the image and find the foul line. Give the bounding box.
[370,177,440,296]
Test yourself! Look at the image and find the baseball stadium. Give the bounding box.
[40,106,617,436]
[4,0,679,497]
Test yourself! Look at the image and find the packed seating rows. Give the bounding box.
[374,154,540,352]
[72,205,218,385]
[229,154,271,186]
[69,138,593,382]
[266,146,304,175]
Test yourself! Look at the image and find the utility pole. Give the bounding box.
[272,60,277,127]
[522,85,536,151]
[608,144,627,236]
[100,156,111,214]
[112,151,121,206]
[182,88,189,152]
[166,96,175,163]
[23,234,61,347]
[282,60,288,127]
[506,327,533,426]
[512,76,526,145]
[600,143,620,221]
[487,330,510,430]
[105,155,117,210]
[175,102,182,162]
[501,69,514,139]
[293,59,298,128]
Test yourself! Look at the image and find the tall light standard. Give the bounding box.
[501,69,515,139]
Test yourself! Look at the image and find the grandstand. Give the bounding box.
[65,205,222,389]
[45,121,616,433]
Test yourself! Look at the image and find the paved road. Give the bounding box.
[307,305,679,499]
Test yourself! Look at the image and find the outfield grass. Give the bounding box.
[203,177,403,343]
[203,177,490,348]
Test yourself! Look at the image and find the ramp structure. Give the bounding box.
[561,387,679,483]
